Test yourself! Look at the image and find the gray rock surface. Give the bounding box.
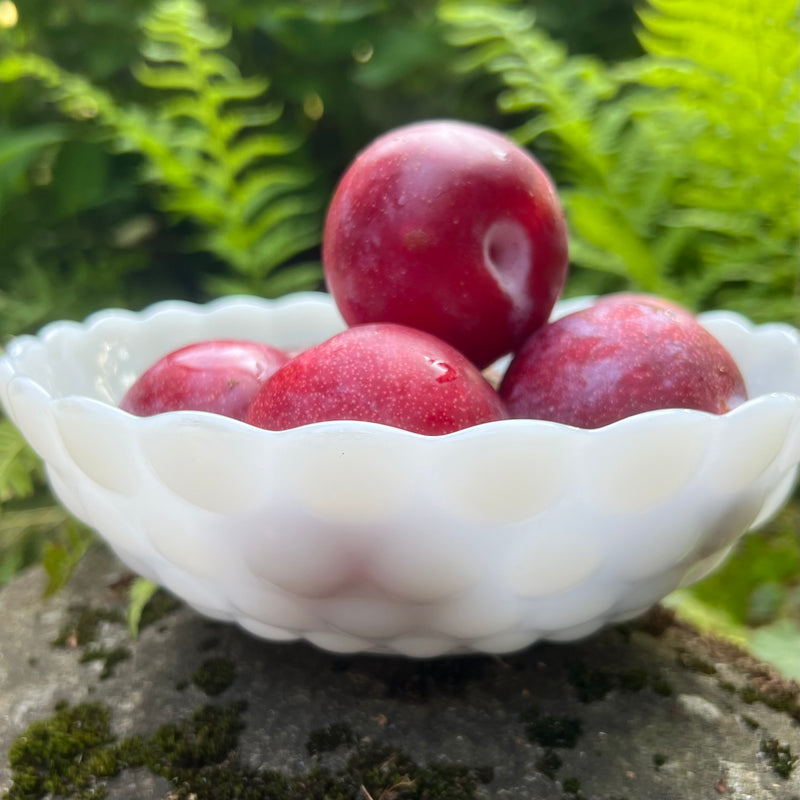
[1,544,798,800]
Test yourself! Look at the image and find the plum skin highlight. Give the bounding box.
[322,119,570,369]
[499,294,748,428]
[245,322,509,435]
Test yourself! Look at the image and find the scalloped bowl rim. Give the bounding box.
[2,291,798,440]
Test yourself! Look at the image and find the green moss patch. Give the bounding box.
[50,593,180,684]
[652,752,668,769]
[145,702,246,773]
[650,675,674,697]
[78,646,131,680]
[760,737,798,779]
[5,701,116,800]
[51,606,124,649]
[678,652,717,675]
[568,661,672,703]
[382,656,490,702]
[522,707,583,784]
[737,680,799,721]
[191,657,235,697]
[306,722,357,756]
[4,700,494,800]
[561,775,583,796]
[534,748,562,779]
[523,712,583,749]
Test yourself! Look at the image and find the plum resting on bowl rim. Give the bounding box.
[0,292,798,658]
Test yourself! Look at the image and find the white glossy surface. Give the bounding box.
[1,292,798,657]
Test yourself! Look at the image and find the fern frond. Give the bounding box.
[0,418,41,505]
[440,2,618,187]
[440,0,799,319]
[439,1,682,296]
[630,0,799,228]
[140,0,232,51]
[0,0,324,296]
[236,166,317,219]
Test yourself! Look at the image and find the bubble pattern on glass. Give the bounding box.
[0,294,798,657]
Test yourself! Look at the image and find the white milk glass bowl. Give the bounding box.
[1,293,798,657]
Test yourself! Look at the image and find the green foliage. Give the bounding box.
[0,0,331,594]
[0,419,70,587]
[0,0,326,298]
[439,0,800,321]
[532,0,640,60]
[40,521,95,598]
[126,577,159,637]
[624,0,800,321]
[0,418,40,504]
[0,124,66,207]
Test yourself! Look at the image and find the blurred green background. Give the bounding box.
[0,0,797,676]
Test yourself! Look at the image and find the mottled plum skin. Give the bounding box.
[500,295,748,428]
[245,323,509,435]
[120,340,289,420]
[323,120,569,369]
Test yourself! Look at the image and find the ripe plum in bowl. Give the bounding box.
[0,292,798,657]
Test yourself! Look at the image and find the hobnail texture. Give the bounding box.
[1,293,798,657]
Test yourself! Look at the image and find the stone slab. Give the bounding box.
[1,544,798,799]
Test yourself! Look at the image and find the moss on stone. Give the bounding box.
[473,765,495,785]
[568,662,616,703]
[146,702,246,773]
[198,635,221,652]
[4,701,117,800]
[649,675,674,697]
[737,680,800,721]
[405,756,490,798]
[760,737,798,779]
[678,652,717,675]
[535,748,562,779]
[4,697,492,800]
[755,683,800,721]
[741,714,760,730]
[306,722,357,756]
[137,589,181,631]
[561,775,583,795]
[159,724,491,799]
[191,657,235,697]
[51,606,124,649]
[617,668,648,693]
[568,661,674,703]
[382,655,490,702]
[78,646,131,680]
[522,709,583,749]
[739,685,760,704]
[532,716,583,749]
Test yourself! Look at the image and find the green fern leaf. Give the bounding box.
[440,0,799,319]
[41,521,94,598]
[127,578,159,638]
[0,418,41,505]
[139,0,232,50]
[439,1,680,295]
[0,0,324,296]
[235,166,317,219]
